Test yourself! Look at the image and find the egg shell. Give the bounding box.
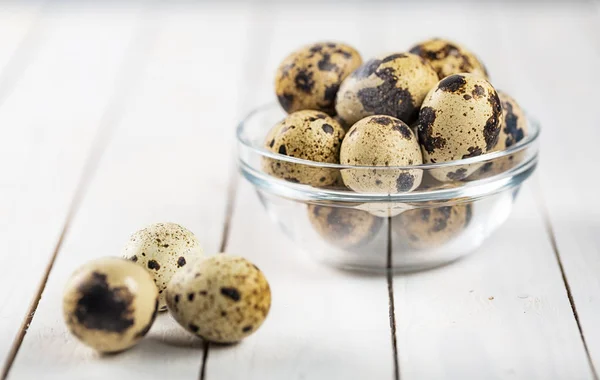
[166,255,271,343]
[417,73,502,182]
[409,38,488,79]
[275,42,362,115]
[335,52,438,125]
[393,203,473,249]
[470,91,529,179]
[122,222,204,311]
[262,110,345,186]
[63,257,159,353]
[340,115,423,194]
[308,204,383,248]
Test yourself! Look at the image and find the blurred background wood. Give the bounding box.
[0,1,598,379]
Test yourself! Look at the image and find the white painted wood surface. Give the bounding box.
[0,4,144,370]
[494,3,600,376]
[0,2,598,379]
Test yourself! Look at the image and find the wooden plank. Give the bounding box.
[207,181,394,380]
[203,4,395,379]
[382,3,594,379]
[0,4,145,373]
[8,5,254,379]
[495,3,600,375]
[394,185,592,379]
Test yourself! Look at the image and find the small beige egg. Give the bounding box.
[307,204,383,248]
[275,42,362,115]
[122,223,204,311]
[335,52,438,125]
[393,203,472,249]
[166,255,271,343]
[63,257,159,353]
[417,73,502,181]
[471,90,529,179]
[409,38,488,79]
[262,110,345,186]
[340,115,423,194]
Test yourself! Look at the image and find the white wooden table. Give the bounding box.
[0,1,599,379]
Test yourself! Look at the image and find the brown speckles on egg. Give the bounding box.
[341,115,422,195]
[469,91,529,180]
[409,38,488,79]
[437,75,466,93]
[63,258,159,353]
[166,255,271,343]
[262,110,345,187]
[393,203,473,249]
[74,272,135,333]
[336,53,438,125]
[177,256,186,268]
[418,73,501,182]
[220,287,241,302]
[307,205,383,249]
[121,223,204,311]
[275,42,362,114]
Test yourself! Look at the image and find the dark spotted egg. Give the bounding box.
[166,255,271,343]
[63,257,159,353]
[262,110,345,187]
[122,223,204,311]
[409,38,488,79]
[275,42,362,115]
[393,203,473,249]
[335,52,438,125]
[340,115,423,195]
[307,204,383,249]
[471,90,529,179]
[417,73,502,182]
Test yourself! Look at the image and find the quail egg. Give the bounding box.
[122,222,204,311]
[166,255,271,343]
[471,90,529,179]
[262,110,345,186]
[417,73,502,181]
[409,38,488,79]
[307,204,383,248]
[393,203,473,249]
[335,52,438,125]
[340,115,423,194]
[275,42,362,115]
[63,257,159,353]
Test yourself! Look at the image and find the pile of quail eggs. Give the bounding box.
[266,39,528,250]
[63,223,271,353]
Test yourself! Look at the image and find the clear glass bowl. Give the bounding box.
[237,103,540,273]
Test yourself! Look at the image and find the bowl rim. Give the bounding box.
[236,102,540,170]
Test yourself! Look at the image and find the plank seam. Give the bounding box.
[535,180,600,380]
[0,0,50,111]
[387,218,400,380]
[199,2,273,378]
[0,6,161,379]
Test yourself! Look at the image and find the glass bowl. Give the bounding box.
[236,103,540,273]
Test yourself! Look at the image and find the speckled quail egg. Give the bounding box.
[262,110,345,186]
[393,203,473,249]
[275,42,362,115]
[335,52,438,125]
[122,223,204,311]
[166,255,271,343]
[63,257,159,353]
[409,38,488,79]
[417,73,502,181]
[307,204,383,249]
[471,90,529,179]
[340,115,423,194]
